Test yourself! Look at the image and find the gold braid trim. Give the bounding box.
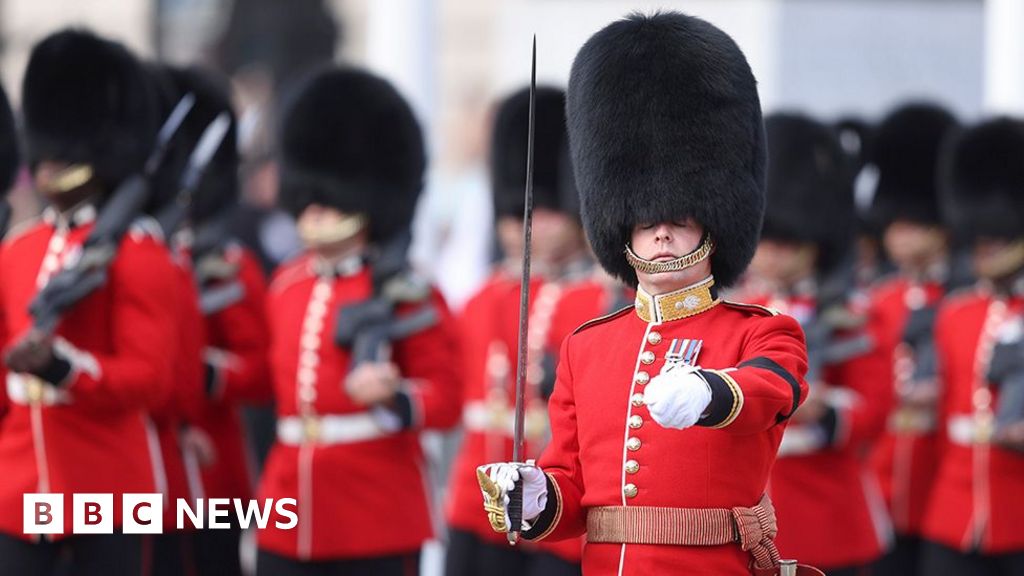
[706,369,744,429]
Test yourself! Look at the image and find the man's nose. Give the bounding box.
[653,223,672,242]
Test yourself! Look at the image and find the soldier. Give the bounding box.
[161,65,272,576]
[919,118,1024,575]
[747,113,892,575]
[477,12,811,575]
[255,66,461,575]
[445,87,586,576]
[0,79,18,424]
[863,103,961,576]
[0,30,179,575]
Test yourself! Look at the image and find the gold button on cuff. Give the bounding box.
[625,459,640,474]
[626,437,641,451]
[629,415,643,429]
[635,371,650,385]
[631,393,645,407]
[640,351,655,365]
[623,483,638,498]
[647,332,662,345]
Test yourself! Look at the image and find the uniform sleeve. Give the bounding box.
[0,244,7,422]
[206,252,272,405]
[821,314,893,448]
[61,236,179,413]
[524,336,587,541]
[390,289,462,430]
[696,312,810,433]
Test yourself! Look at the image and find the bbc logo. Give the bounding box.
[24,494,298,535]
[24,494,163,535]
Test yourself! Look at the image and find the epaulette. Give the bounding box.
[572,305,633,335]
[722,300,780,317]
[127,216,166,244]
[2,217,42,247]
[269,256,313,295]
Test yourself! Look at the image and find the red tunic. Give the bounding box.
[0,209,179,539]
[757,293,892,569]
[867,276,945,536]
[921,288,1024,553]
[526,279,809,576]
[257,253,461,560]
[194,244,271,502]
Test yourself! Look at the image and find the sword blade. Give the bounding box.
[508,34,537,545]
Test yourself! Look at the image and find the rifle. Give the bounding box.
[28,94,195,337]
[987,317,1024,448]
[334,229,439,366]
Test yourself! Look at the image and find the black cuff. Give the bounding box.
[35,356,72,387]
[819,405,841,447]
[697,370,735,427]
[521,475,558,541]
[204,361,218,398]
[389,389,416,430]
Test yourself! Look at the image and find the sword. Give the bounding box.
[508,35,537,546]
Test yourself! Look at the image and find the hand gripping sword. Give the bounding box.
[507,35,537,545]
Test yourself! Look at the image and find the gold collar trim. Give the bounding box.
[634,276,720,323]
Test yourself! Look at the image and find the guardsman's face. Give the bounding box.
[973,237,1024,281]
[749,239,818,289]
[883,220,947,271]
[33,160,98,210]
[630,218,708,293]
[497,208,584,269]
[296,203,368,256]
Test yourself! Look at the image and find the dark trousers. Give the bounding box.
[256,548,420,576]
[919,540,1024,576]
[0,532,142,576]
[874,534,921,576]
[444,529,581,576]
[152,532,196,576]
[192,527,243,576]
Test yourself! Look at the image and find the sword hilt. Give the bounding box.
[507,475,523,544]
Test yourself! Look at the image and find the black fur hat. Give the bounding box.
[279,66,425,244]
[762,113,854,274]
[22,29,159,191]
[567,11,766,288]
[490,86,577,219]
[0,83,18,193]
[942,118,1024,242]
[868,102,957,229]
[162,66,239,222]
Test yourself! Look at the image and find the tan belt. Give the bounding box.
[587,494,780,570]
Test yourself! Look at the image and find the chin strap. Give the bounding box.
[625,234,714,275]
[298,213,367,248]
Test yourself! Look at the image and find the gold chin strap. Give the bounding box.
[625,235,714,275]
[41,164,94,195]
[298,214,367,248]
[978,240,1024,280]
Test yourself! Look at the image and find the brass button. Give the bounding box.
[647,332,662,345]
[625,459,640,474]
[623,483,638,498]
[635,371,650,385]
[629,415,643,429]
[631,393,645,407]
[26,377,44,404]
[626,437,641,451]
[640,351,655,365]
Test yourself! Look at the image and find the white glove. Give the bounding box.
[476,460,548,532]
[643,363,713,429]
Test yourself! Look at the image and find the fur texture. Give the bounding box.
[0,83,18,193]
[490,86,576,219]
[567,11,766,287]
[868,102,957,229]
[278,66,425,244]
[941,117,1024,241]
[762,113,854,274]
[22,29,159,190]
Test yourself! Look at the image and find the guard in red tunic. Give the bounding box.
[156,65,272,576]
[0,81,16,421]
[0,30,179,575]
[861,103,962,576]
[919,118,1024,575]
[445,86,588,576]
[746,113,893,575]
[477,13,812,576]
[255,66,461,575]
